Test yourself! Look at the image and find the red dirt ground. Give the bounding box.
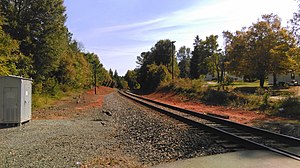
[33,86,289,125]
[32,86,115,120]
[144,91,286,125]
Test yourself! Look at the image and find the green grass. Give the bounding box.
[32,89,83,110]
[230,81,264,87]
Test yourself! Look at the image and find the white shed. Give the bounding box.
[0,76,32,125]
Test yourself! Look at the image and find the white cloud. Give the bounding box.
[130,0,298,48]
[91,18,165,34]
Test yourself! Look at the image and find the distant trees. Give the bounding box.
[124,70,139,89]
[105,69,128,89]
[84,52,111,87]
[224,14,297,87]
[133,13,300,90]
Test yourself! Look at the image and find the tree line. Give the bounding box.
[0,0,113,95]
[126,12,300,90]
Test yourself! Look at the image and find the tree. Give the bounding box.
[291,0,300,45]
[0,9,32,77]
[113,70,120,88]
[124,70,139,89]
[0,13,18,75]
[84,52,111,87]
[0,0,111,95]
[207,51,225,83]
[1,0,69,88]
[190,35,202,79]
[138,64,171,91]
[110,70,128,89]
[177,46,191,78]
[290,0,300,74]
[108,69,115,87]
[224,14,297,87]
[190,35,219,79]
[151,39,175,67]
[136,51,153,67]
[135,39,178,90]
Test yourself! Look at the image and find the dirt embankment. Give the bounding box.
[33,86,115,120]
[143,91,287,125]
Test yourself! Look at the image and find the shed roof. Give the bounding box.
[0,75,33,81]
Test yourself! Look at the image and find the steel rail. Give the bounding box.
[119,91,300,161]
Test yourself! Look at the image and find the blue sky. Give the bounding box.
[64,0,297,75]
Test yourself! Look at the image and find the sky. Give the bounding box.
[64,0,298,76]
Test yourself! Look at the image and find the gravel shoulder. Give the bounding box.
[0,105,118,167]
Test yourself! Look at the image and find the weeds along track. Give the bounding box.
[119,91,300,161]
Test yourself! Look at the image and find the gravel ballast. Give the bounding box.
[105,92,228,166]
[0,92,228,167]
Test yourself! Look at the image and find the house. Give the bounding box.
[204,73,243,82]
[268,72,300,85]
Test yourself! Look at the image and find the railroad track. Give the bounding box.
[119,91,300,161]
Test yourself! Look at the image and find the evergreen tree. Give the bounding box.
[190,35,219,79]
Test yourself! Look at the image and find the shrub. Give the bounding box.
[43,77,60,96]
[201,89,241,105]
[140,64,171,91]
[278,97,300,118]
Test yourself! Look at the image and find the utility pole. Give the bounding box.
[94,64,97,95]
[171,41,176,80]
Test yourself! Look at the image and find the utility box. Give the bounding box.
[0,76,32,125]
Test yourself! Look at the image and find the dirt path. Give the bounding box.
[33,86,115,120]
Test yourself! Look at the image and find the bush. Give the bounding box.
[140,64,171,91]
[278,97,300,118]
[201,89,241,105]
[159,78,251,107]
[159,78,207,98]
[43,77,60,96]
[224,75,234,85]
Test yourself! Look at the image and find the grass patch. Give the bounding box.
[230,81,263,88]
[32,89,83,110]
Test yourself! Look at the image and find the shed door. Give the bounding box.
[3,87,18,122]
[23,82,31,119]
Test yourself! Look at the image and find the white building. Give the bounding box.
[268,72,300,85]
